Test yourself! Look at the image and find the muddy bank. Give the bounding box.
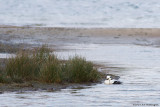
[0,82,98,93]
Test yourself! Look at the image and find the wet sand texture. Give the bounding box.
[0,27,160,37]
[1,27,160,46]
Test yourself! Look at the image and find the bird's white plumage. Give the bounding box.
[104,79,114,84]
[104,75,121,85]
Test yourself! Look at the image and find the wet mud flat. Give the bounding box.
[0,81,99,93]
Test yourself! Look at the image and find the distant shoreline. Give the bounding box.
[0,25,160,37]
[1,26,160,47]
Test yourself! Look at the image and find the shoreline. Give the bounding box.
[1,26,160,36]
[0,81,99,93]
[1,26,160,47]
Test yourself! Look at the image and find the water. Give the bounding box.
[0,0,160,28]
[1,44,160,107]
[0,53,14,58]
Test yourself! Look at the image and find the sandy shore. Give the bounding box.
[0,26,160,36]
[0,27,160,48]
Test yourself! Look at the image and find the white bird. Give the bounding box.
[104,75,122,85]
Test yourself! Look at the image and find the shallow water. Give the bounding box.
[0,53,14,59]
[0,0,160,28]
[0,44,160,107]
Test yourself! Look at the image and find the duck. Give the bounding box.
[104,75,122,85]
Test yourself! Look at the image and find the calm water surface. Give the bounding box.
[0,0,160,28]
[0,44,160,107]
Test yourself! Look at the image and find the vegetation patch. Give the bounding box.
[62,56,102,83]
[0,45,104,84]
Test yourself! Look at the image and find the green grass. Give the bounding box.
[0,45,103,84]
[62,56,102,83]
[0,67,11,83]
[40,55,62,83]
[0,69,5,83]
[5,45,51,82]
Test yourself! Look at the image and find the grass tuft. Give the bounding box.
[6,51,36,81]
[5,45,51,82]
[0,67,11,83]
[1,45,103,84]
[40,55,62,83]
[63,56,102,83]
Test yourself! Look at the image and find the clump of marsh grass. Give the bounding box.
[0,67,11,83]
[5,45,51,82]
[0,68,5,83]
[0,74,6,83]
[6,51,37,82]
[62,56,102,83]
[40,55,62,83]
[2,45,103,84]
